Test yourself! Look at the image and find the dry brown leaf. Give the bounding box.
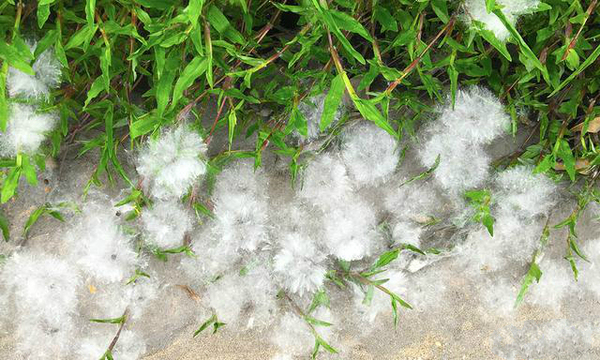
[570,116,600,133]
[176,284,201,302]
[554,158,591,174]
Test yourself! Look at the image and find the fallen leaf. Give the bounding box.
[555,158,591,174]
[176,284,201,302]
[570,116,600,133]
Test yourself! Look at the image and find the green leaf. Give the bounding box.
[37,1,53,29]
[287,106,307,137]
[431,0,449,24]
[0,210,9,241]
[228,109,237,150]
[492,9,547,78]
[0,40,34,75]
[474,24,512,61]
[84,77,105,109]
[401,155,440,186]
[90,315,127,324]
[320,74,344,131]
[550,44,600,96]
[137,0,176,9]
[304,316,333,327]
[0,63,8,131]
[156,60,177,117]
[54,28,68,67]
[447,65,458,107]
[65,24,97,50]
[362,284,374,305]
[515,262,541,306]
[390,292,412,310]
[86,0,96,29]
[311,0,365,64]
[100,46,111,92]
[353,97,396,138]
[373,5,397,32]
[34,30,58,59]
[171,56,207,108]
[183,0,205,25]
[21,155,37,186]
[126,269,151,285]
[204,21,214,87]
[485,0,496,13]
[131,113,160,139]
[556,139,575,182]
[1,167,21,203]
[308,289,330,313]
[193,201,214,218]
[316,337,338,354]
[206,5,245,45]
[193,314,216,337]
[569,236,588,262]
[482,213,495,236]
[23,206,45,237]
[372,249,399,269]
[330,10,373,42]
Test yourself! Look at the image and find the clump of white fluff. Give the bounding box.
[7,41,62,99]
[299,153,352,209]
[242,265,279,329]
[459,214,542,272]
[419,135,491,194]
[182,227,241,281]
[205,273,249,324]
[137,126,207,200]
[16,318,76,359]
[495,165,557,219]
[297,94,342,141]
[580,239,600,297]
[493,319,594,359]
[205,267,277,328]
[1,252,80,359]
[341,122,398,186]
[271,312,316,356]
[439,87,510,145]
[271,307,334,357]
[66,204,138,283]
[392,221,423,248]
[89,277,160,320]
[1,252,79,324]
[479,277,517,317]
[322,196,377,261]
[385,181,448,223]
[1,103,56,156]
[273,233,327,296]
[526,258,573,308]
[141,200,192,249]
[212,160,269,251]
[418,87,509,194]
[463,0,540,42]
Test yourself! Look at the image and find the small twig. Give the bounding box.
[106,308,129,355]
[206,96,229,144]
[349,272,395,298]
[561,0,597,61]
